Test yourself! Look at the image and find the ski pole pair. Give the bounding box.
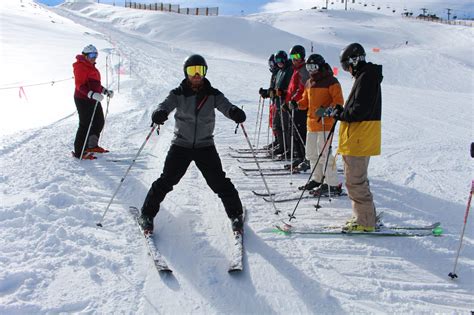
[79,91,113,160]
[288,114,339,222]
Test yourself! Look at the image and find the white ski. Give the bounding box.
[129,206,172,273]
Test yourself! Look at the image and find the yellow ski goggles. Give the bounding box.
[186,65,207,77]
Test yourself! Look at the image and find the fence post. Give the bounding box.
[206,7,209,16]
[160,2,163,11]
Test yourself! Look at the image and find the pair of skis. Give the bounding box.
[271,222,442,237]
[129,206,243,273]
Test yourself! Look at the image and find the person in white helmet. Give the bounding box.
[72,44,114,159]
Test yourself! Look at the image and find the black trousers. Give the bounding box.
[141,144,243,219]
[272,106,290,153]
[290,109,307,160]
[74,97,104,157]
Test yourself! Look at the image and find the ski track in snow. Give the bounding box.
[0,1,473,313]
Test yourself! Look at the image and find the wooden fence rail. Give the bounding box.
[124,1,219,16]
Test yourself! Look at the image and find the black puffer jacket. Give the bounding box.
[155,78,235,148]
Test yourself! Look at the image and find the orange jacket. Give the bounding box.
[297,68,343,132]
[73,55,103,100]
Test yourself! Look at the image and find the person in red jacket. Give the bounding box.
[72,44,114,159]
[286,45,309,171]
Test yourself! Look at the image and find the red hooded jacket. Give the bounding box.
[73,55,103,101]
[285,62,309,104]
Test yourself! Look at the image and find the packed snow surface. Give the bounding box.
[0,0,473,313]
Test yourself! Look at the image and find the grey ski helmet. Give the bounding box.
[82,44,98,55]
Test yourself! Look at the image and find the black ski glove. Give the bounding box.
[331,104,344,121]
[152,109,168,125]
[229,106,246,123]
[259,88,269,98]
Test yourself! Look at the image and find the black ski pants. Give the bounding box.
[74,97,104,157]
[272,106,290,154]
[290,109,307,160]
[141,144,243,219]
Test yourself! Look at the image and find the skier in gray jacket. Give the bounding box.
[138,54,246,235]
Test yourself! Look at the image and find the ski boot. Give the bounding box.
[86,146,109,153]
[309,183,343,196]
[230,215,244,234]
[298,180,321,191]
[138,214,154,235]
[284,159,302,170]
[296,159,310,172]
[72,151,96,160]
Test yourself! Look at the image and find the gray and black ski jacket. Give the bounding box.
[155,78,235,148]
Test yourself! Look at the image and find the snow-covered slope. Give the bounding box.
[0,0,473,313]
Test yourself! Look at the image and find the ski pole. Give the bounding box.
[254,96,262,145]
[314,127,336,209]
[448,180,473,279]
[290,115,306,151]
[79,99,100,160]
[240,123,280,215]
[288,119,338,222]
[99,95,111,146]
[317,114,332,203]
[256,98,266,149]
[278,96,287,158]
[266,104,271,150]
[290,107,295,184]
[96,124,159,227]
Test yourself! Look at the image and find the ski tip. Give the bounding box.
[228,267,243,273]
[273,226,291,235]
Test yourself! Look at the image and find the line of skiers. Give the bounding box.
[259,43,383,232]
[73,42,382,234]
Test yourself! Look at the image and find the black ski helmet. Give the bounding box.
[274,50,288,64]
[268,54,276,72]
[305,54,325,72]
[183,54,207,77]
[339,43,366,71]
[289,44,306,60]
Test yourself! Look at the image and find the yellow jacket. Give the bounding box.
[337,62,383,156]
